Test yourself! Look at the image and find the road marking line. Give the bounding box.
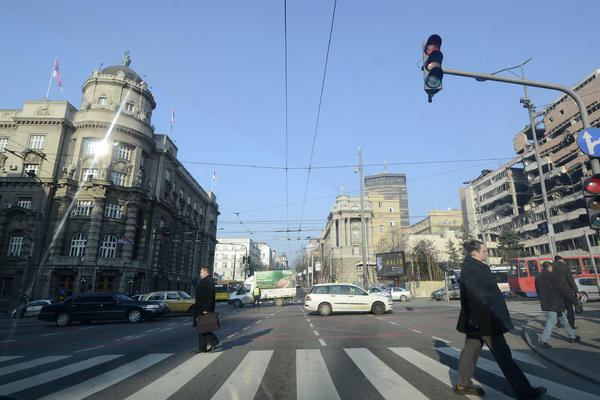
[319,339,327,347]
[211,351,273,400]
[0,356,23,363]
[242,327,249,331]
[313,330,320,336]
[390,347,511,399]
[297,349,339,400]
[306,318,310,322]
[42,332,60,336]
[125,353,220,400]
[146,328,160,333]
[74,345,105,353]
[167,322,178,327]
[159,327,174,332]
[0,355,122,395]
[431,336,450,344]
[0,339,16,344]
[122,335,136,340]
[412,329,422,333]
[256,320,262,324]
[0,355,71,376]
[389,321,399,326]
[226,333,238,339]
[309,323,314,328]
[78,326,94,330]
[345,348,427,400]
[126,334,146,340]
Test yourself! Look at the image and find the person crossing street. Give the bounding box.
[253,286,261,308]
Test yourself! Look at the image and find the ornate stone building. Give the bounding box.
[0,60,218,312]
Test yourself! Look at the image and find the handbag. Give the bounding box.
[195,312,220,334]
[574,300,583,314]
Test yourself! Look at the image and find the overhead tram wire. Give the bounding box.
[297,0,338,240]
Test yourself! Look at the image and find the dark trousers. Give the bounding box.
[457,334,533,397]
[253,295,260,307]
[198,331,218,350]
[565,299,575,328]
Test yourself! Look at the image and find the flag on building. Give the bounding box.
[53,58,63,90]
[171,106,175,129]
[212,169,217,185]
[118,236,134,245]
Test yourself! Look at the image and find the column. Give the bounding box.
[49,198,70,257]
[86,198,105,262]
[121,202,139,260]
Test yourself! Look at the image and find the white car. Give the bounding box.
[304,283,393,316]
[368,287,393,299]
[575,277,599,303]
[386,287,413,302]
[11,299,57,318]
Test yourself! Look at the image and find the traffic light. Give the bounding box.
[583,174,600,229]
[423,34,443,102]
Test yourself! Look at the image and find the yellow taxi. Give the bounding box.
[141,291,195,314]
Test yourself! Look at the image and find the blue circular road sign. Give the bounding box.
[577,127,600,157]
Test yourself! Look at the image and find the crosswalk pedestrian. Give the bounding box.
[0,345,597,399]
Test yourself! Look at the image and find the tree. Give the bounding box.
[446,239,461,268]
[459,227,476,258]
[412,239,442,281]
[497,227,526,261]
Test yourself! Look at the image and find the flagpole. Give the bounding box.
[45,61,54,100]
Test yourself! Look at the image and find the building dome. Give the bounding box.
[100,65,143,83]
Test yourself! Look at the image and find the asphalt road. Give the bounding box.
[0,292,598,400]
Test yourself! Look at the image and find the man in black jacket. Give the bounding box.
[535,261,580,348]
[552,256,580,329]
[455,240,546,399]
[193,266,219,353]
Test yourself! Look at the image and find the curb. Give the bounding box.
[521,324,600,385]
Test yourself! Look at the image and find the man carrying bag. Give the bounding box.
[192,266,220,353]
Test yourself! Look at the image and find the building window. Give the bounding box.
[105,203,123,219]
[29,135,46,150]
[165,170,170,182]
[98,97,107,105]
[125,103,134,112]
[111,171,127,186]
[69,233,87,257]
[0,277,14,297]
[378,202,383,208]
[390,220,396,227]
[379,225,384,232]
[85,139,96,154]
[23,164,39,177]
[82,168,98,181]
[352,230,360,241]
[72,200,93,216]
[99,235,117,258]
[17,198,32,209]
[352,247,360,255]
[8,236,23,257]
[114,143,132,161]
[0,138,7,152]
[389,207,394,213]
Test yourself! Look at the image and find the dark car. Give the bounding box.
[431,284,460,301]
[38,292,169,327]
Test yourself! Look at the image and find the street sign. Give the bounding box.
[58,286,65,296]
[315,262,322,272]
[577,127,600,157]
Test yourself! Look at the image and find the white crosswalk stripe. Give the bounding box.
[0,346,596,399]
[344,348,428,400]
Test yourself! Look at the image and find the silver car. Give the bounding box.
[575,277,599,303]
[385,287,413,302]
[11,299,57,318]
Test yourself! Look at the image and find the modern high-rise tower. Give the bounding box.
[364,173,409,227]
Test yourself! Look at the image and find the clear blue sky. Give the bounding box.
[2,1,598,263]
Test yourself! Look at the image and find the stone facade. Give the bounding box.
[410,209,463,235]
[0,63,218,312]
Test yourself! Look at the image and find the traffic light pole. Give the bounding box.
[441,67,600,175]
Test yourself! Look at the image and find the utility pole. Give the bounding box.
[357,147,369,289]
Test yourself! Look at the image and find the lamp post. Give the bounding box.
[357,147,369,289]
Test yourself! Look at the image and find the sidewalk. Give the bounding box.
[521,308,600,384]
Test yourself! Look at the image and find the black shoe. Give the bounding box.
[572,326,578,329]
[191,348,207,354]
[454,385,485,396]
[541,341,552,349]
[568,335,581,343]
[208,340,220,352]
[519,386,547,399]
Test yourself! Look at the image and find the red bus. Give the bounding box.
[508,255,600,297]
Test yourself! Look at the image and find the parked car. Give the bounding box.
[575,277,599,303]
[385,287,413,302]
[368,287,393,299]
[431,284,460,301]
[304,283,393,316]
[38,292,169,326]
[11,299,58,319]
[141,291,195,314]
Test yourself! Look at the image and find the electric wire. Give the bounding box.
[283,0,290,244]
[297,0,337,239]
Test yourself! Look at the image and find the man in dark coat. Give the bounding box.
[535,261,579,348]
[192,266,219,353]
[455,240,546,399]
[552,256,580,329]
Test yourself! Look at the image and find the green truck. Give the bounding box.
[228,270,297,307]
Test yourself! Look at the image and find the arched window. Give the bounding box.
[99,235,118,258]
[69,233,87,257]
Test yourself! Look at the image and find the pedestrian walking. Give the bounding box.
[192,266,219,353]
[455,240,546,399]
[552,255,580,329]
[253,286,261,308]
[535,261,580,348]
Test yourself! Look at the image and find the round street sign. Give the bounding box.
[577,127,600,157]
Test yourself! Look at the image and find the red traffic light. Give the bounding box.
[424,34,442,55]
[584,175,600,194]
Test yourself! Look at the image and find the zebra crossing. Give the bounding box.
[0,345,597,400]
